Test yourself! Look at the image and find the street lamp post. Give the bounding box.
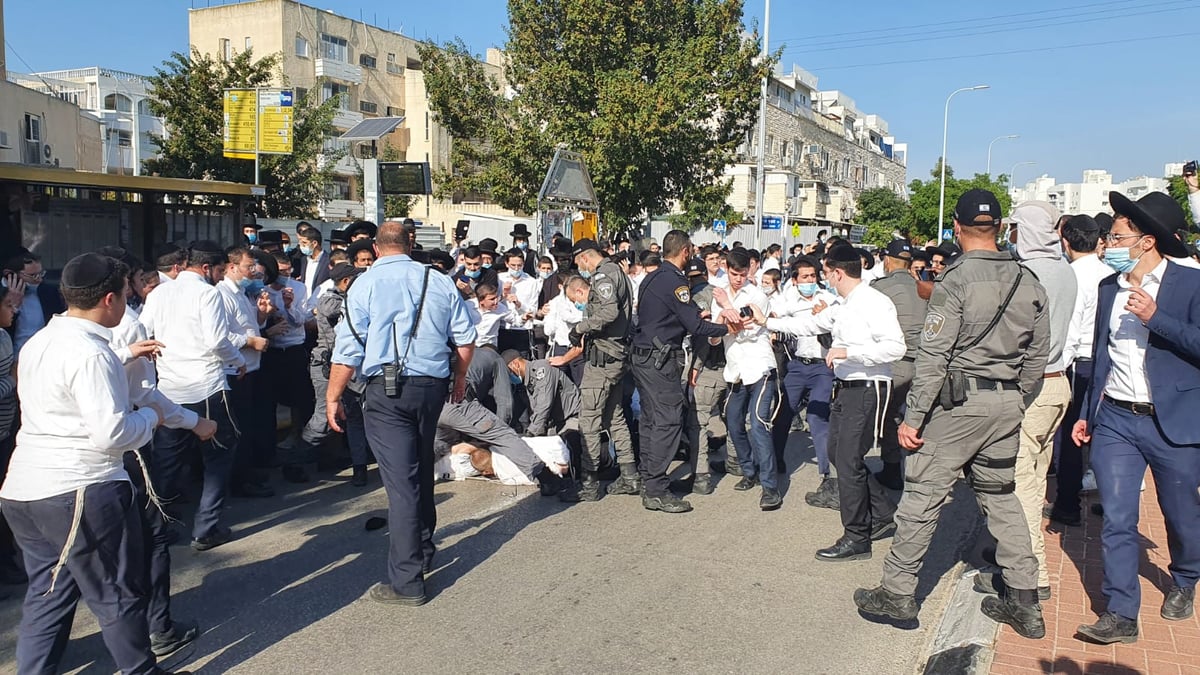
[938,85,990,237]
[986,134,1019,177]
[1008,161,1036,200]
[752,0,771,250]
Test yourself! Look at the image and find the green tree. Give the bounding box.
[904,159,1011,243]
[1167,175,1195,229]
[418,1,771,230]
[144,49,342,219]
[855,187,909,246]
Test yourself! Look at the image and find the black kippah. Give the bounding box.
[824,244,859,263]
[61,253,114,289]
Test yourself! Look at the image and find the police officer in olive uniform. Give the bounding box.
[502,350,580,437]
[569,239,636,501]
[854,189,1051,639]
[870,240,928,490]
[632,230,734,513]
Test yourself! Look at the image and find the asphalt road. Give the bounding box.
[0,433,980,674]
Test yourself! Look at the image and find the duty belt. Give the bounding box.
[965,376,1019,392]
[792,356,823,365]
[834,379,888,389]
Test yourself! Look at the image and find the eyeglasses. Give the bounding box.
[1104,233,1144,245]
[21,271,45,281]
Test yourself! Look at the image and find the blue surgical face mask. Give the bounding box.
[538,270,552,280]
[574,301,587,312]
[236,276,253,290]
[580,270,592,280]
[245,280,266,297]
[300,245,314,256]
[797,282,818,297]
[283,244,297,254]
[246,232,258,244]
[509,373,522,385]
[1104,245,1141,274]
[509,268,524,279]
[465,268,481,280]
[517,241,528,251]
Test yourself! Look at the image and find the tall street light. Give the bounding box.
[1009,161,1037,200]
[752,0,771,250]
[986,134,1019,177]
[938,84,990,236]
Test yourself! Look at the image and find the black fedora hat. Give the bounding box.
[1109,191,1189,258]
[510,223,532,238]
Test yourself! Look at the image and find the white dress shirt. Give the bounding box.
[766,282,905,381]
[471,299,520,348]
[1062,254,1115,368]
[772,288,837,359]
[110,305,198,431]
[712,283,776,385]
[1189,191,1200,225]
[217,277,265,374]
[139,270,244,405]
[0,316,159,502]
[302,254,322,297]
[708,269,730,289]
[264,277,310,349]
[544,294,582,348]
[498,271,540,329]
[1103,258,1167,403]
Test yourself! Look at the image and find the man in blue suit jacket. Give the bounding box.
[1072,191,1200,644]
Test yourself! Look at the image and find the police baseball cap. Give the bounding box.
[954,189,1003,226]
[571,239,603,257]
[500,349,523,365]
[329,263,363,283]
[684,258,706,277]
[884,240,913,260]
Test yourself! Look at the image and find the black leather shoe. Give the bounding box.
[1091,503,1104,517]
[815,537,871,562]
[760,487,782,511]
[557,478,581,503]
[150,619,199,656]
[733,476,759,491]
[1043,504,1081,527]
[190,528,232,552]
[804,477,840,510]
[369,582,427,607]
[351,465,368,487]
[642,493,693,514]
[973,573,1052,601]
[233,482,274,499]
[870,519,897,541]
[1162,586,1195,621]
[1076,612,1138,644]
[981,590,1046,639]
[281,465,310,484]
[854,586,918,621]
[692,474,715,495]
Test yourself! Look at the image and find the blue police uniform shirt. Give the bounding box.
[633,260,727,349]
[333,254,477,378]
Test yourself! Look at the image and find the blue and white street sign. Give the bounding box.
[940,228,953,241]
[762,216,782,230]
[713,219,727,235]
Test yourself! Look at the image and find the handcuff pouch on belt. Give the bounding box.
[938,268,1024,411]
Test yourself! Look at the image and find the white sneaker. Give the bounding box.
[1081,469,1098,493]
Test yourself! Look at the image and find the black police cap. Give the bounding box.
[571,239,602,257]
[884,240,913,260]
[329,263,363,283]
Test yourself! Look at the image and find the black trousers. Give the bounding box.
[828,383,897,544]
[362,376,449,597]
[226,371,259,483]
[631,348,685,497]
[261,345,315,443]
[123,450,173,636]
[1053,359,1094,518]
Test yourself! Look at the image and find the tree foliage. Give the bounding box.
[855,187,909,246]
[419,0,771,230]
[144,49,341,219]
[1167,175,1195,229]
[904,159,1012,243]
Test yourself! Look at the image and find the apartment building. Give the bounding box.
[189,0,512,232]
[724,65,908,235]
[1012,169,1170,216]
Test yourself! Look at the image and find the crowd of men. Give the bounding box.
[1,179,1199,672]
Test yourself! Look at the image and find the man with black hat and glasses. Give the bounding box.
[855,189,1050,639]
[1071,191,1200,644]
[0,253,186,675]
[510,223,538,275]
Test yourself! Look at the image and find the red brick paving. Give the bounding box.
[988,476,1199,675]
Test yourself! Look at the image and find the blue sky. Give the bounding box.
[6,0,1198,184]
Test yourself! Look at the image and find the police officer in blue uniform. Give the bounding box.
[632,230,736,513]
[327,221,477,607]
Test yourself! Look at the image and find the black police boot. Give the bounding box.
[606,463,642,496]
[642,493,693,514]
[981,588,1046,639]
[854,586,919,621]
[578,472,602,502]
[973,572,1052,601]
[537,467,560,497]
[1076,612,1139,644]
[557,476,581,503]
[875,461,903,491]
[1162,586,1195,621]
[692,473,715,495]
[804,476,840,510]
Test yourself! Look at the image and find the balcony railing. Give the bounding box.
[331,108,364,130]
[315,58,363,84]
[319,199,366,221]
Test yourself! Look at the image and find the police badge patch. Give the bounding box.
[675,286,690,303]
[534,368,546,380]
[922,312,946,342]
[597,282,613,300]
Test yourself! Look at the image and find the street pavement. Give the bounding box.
[0,433,982,674]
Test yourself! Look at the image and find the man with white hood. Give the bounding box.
[975,200,1077,601]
